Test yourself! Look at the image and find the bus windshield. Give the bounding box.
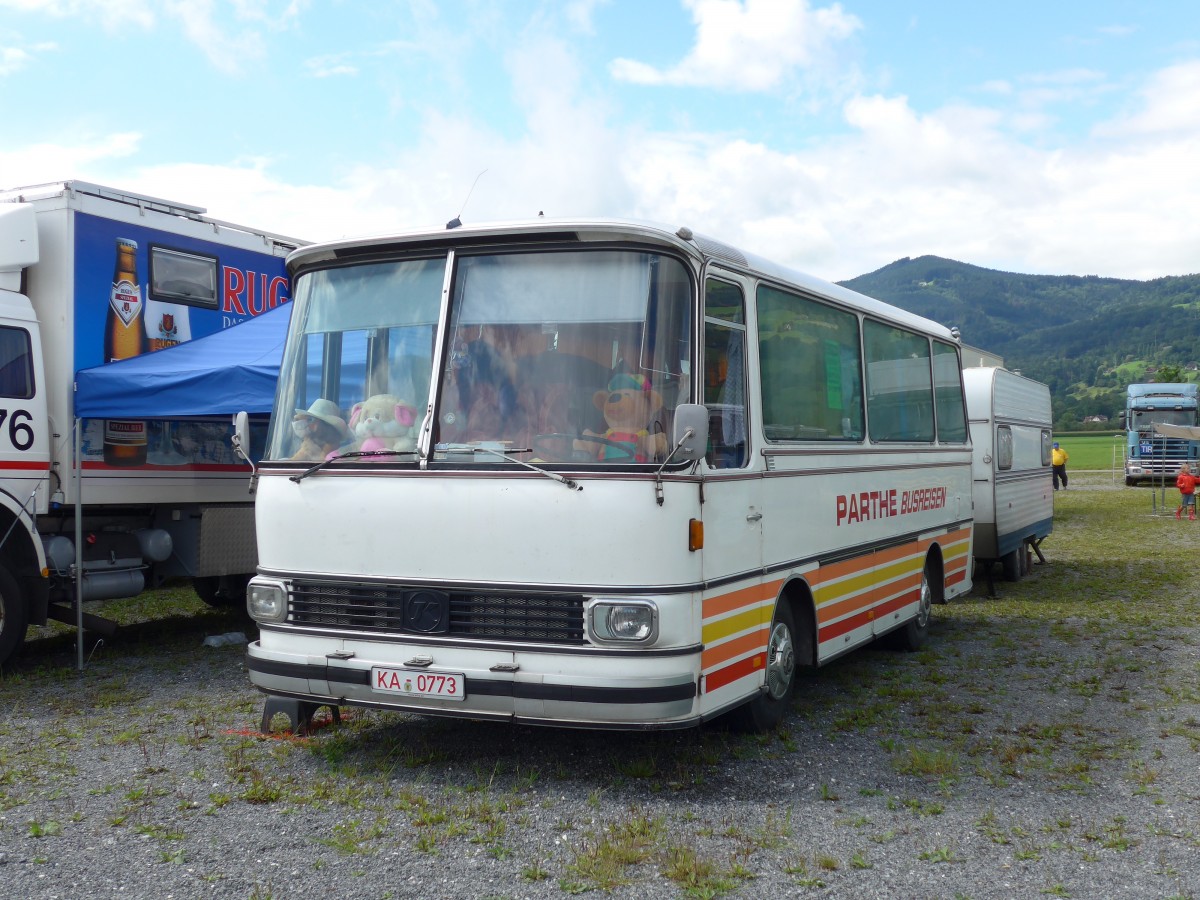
[266,247,693,465]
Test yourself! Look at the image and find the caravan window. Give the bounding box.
[997,425,1013,470]
[1041,430,1053,467]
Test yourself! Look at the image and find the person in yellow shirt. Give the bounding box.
[1052,441,1068,490]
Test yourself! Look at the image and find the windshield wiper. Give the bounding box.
[437,444,582,492]
[289,449,417,483]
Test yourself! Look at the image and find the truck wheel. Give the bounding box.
[727,601,798,732]
[0,563,29,670]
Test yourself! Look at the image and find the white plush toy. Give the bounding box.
[348,394,418,453]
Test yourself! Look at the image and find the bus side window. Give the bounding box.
[703,278,747,468]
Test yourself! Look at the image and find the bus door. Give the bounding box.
[698,273,761,586]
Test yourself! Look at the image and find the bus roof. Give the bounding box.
[287,217,960,343]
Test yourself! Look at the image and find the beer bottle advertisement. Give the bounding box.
[72,212,292,471]
[102,238,148,466]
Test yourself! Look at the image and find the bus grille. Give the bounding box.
[287,580,586,644]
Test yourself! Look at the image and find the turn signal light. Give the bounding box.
[688,518,704,551]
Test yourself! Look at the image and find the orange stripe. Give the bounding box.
[702,581,777,619]
[817,572,920,625]
[872,538,930,566]
[705,652,766,693]
[701,627,770,671]
[806,553,870,586]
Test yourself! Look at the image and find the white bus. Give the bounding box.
[241,219,974,732]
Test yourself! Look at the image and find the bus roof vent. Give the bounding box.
[691,235,747,267]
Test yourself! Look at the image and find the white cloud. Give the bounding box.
[0,46,32,75]
[165,55,1200,282]
[1093,60,1200,139]
[0,132,141,188]
[610,0,861,92]
[5,23,1199,284]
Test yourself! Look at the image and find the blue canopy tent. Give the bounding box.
[67,304,291,670]
[74,303,291,418]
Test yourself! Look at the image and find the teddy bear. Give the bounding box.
[576,373,668,462]
[290,398,352,461]
[348,394,418,453]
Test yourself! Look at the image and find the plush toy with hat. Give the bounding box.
[290,398,352,460]
[348,394,418,453]
[576,372,667,462]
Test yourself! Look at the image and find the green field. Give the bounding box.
[1051,432,1126,472]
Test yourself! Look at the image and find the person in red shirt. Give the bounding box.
[1176,463,1197,520]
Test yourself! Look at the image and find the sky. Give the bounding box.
[2,0,1199,283]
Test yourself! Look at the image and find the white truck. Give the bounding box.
[962,366,1054,582]
[0,181,299,667]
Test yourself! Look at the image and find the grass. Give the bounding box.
[1052,432,1126,471]
[2,473,1200,897]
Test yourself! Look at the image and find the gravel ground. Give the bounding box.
[1,472,1198,899]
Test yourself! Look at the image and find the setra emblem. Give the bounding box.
[402,591,449,634]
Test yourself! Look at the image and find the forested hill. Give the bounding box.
[838,256,1200,427]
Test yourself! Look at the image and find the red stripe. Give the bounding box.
[819,589,918,641]
[704,652,766,693]
[81,461,249,473]
[0,460,52,472]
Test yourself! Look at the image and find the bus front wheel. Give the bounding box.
[728,601,797,732]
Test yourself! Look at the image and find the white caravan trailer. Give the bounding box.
[962,367,1053,581]
[240,218,975,732]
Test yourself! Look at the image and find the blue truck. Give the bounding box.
[1122,383,1200,485]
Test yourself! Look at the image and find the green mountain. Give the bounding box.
[838,256,1200,428]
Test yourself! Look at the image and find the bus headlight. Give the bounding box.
[589,600,657,644]
[247,579,288,623]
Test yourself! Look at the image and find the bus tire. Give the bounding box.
[1001,548,1022,582]
[0,563,29,670]
[727,601,797,732]
[889,561,935,652]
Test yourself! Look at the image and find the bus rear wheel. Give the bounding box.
[727,601,797,732]
[0,563,29,670]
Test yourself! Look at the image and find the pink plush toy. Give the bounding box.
[348,394,418,453]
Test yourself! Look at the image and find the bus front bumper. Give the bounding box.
[245,639,701,729]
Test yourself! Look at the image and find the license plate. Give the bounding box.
[371,667,465,700]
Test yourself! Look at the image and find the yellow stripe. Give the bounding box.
[702,605,768,644]
[813,565,875,606]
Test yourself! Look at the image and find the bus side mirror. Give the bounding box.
[671,403,709,462]
[232,411,251,465]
